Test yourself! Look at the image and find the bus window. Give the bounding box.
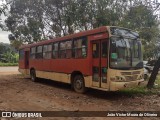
[19,49,24,60]
[59,40,72,59]
[59,42,66,58]
[36,46,43,59]
[43,44,52,59]
[73,37,87,58]
[102,41,108,57]
[66,40,72,58]
[133,41,139,58]
[92,43,99,58]
[30,47,36,59]
[53,43,59,59]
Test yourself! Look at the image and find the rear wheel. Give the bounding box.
[73,75,86,93]
[30,69,37,82]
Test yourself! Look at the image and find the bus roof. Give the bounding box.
[19,26,108,49]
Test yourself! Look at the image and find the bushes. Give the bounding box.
[0,43,19,66]
[1,52,19,63]
[0,62,18,66]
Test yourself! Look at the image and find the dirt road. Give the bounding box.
[0,66,19,75]
[0,73,160,120]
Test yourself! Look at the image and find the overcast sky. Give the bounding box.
[0,28,10,43]
[0,12,11,44]
[0,0,10,44]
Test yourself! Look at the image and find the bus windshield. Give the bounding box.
[110,37,143,70]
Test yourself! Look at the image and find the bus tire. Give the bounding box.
[73,75,86,93]
[30,69,37,82]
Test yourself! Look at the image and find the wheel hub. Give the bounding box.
[76,80,82,89]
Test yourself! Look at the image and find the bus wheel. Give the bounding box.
[73,75,86,93]
[30,70,37,82]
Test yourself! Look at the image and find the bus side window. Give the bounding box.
[53,43,59,59]
[92,43,99,58]
[102,41,108,58]
[73,37,87,58]
[43,44,52,59]
[58,40,72,59]
[59,41,66,58]
[30,47,36,59]
[36,46,43,59]
[66,40,72,58]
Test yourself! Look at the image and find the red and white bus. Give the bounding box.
[19,26,144,93]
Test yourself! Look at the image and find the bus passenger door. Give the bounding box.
[24,51,29,69]
[92,40,108,89]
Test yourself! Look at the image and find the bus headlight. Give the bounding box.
[110,76,125,81]
[115,76,125,81]
[138,74,144,80]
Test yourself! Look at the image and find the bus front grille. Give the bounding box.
[121,71,140,75]
[124,75,138,81]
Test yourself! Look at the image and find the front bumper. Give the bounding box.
[109,79,145,91]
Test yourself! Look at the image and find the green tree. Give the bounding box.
[0,0,9,28]
[1,48,18,63]
[120,4,159,59]
[4,0,160,60]
[5,0,45,44]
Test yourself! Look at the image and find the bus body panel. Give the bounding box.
[19,60,25,69]
[108,68,144,91]
[35,70,93,87]
[19,26,108,49]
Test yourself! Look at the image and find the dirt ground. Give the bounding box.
[0,73,160,120]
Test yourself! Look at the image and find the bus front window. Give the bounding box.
[110,37,143,70]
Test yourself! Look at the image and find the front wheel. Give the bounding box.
[73,75,86,93]
[30,70,37,82]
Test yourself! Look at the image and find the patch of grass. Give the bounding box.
[119,75,160,96]
[119,86,150,96]
[0,62,18,66]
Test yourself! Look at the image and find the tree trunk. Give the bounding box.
[147,57,160,89]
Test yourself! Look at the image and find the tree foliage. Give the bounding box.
[0,43,18,63]
[3,0,160,59]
